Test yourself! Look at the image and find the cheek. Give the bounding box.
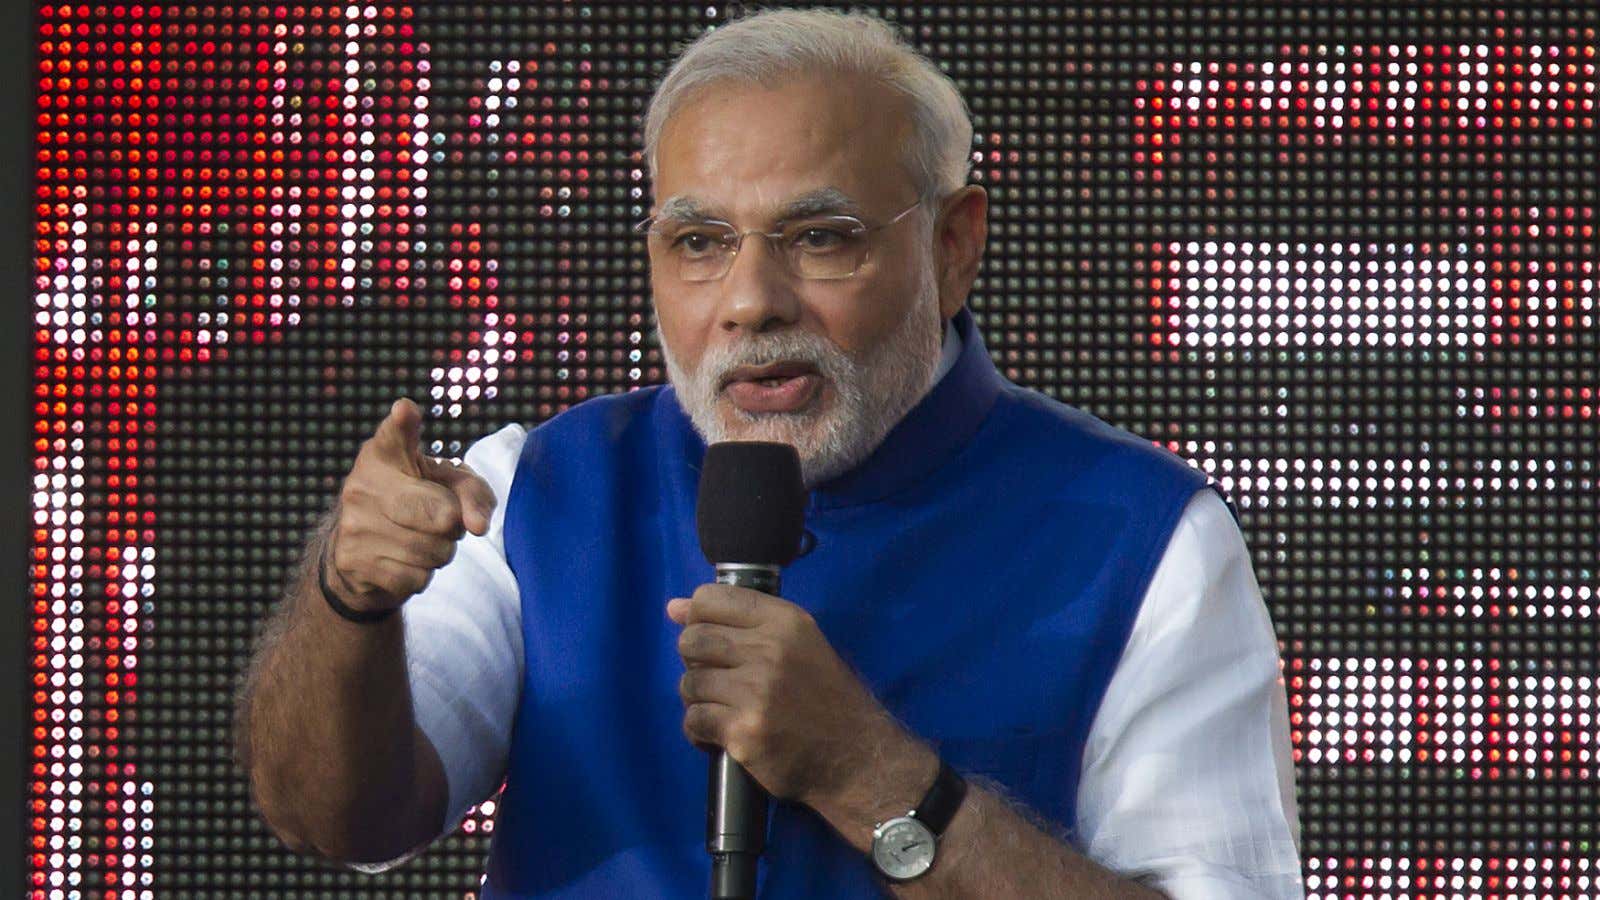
[655,302,710,369]
[826,276,919,352]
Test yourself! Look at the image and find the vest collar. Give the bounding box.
[659,306,1004,512]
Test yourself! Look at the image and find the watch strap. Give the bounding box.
[911,759,966,837]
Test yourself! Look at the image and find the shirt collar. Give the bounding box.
[659,306,1004,512]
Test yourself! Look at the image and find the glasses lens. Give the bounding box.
[653,224,736,282]
[647,217,872,281]
[783,218,869,280]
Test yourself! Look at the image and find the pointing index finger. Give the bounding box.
[369,397,426,479]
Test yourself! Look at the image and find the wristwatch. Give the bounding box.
[869,758,967,882]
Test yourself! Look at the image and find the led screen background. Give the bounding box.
[23,2,1595,898]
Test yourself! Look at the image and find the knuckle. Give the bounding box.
[680,624,713,658]
[373,556,404,588]
[413,533,453,569]
[379,559,421,599]
[344,560,376,598]
[683,704,714,741]
[776,604,810,637]
[338,478,362,508]
[434,538,458,567]
[438,500,465,535]
[409,567,434,596]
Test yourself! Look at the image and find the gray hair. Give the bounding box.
[642,7,974,207]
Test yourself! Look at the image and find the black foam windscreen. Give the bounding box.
[696,442,808,567]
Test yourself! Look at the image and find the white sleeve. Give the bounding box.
[1073,488,1304,900]
[344,422,528,874]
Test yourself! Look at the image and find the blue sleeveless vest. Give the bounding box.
[482,307,1211,898]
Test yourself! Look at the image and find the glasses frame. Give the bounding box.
[632,198,925,282]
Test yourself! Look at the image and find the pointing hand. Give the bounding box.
[321,397,499,616]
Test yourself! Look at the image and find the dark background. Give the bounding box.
[17,2,1596,897]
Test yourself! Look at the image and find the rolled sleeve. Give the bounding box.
[344,422,527,874]
[1075,488,1304,899]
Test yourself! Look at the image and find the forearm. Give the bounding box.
[232,508,429,862]
[807,730,1165,900]
[889,778,1164,899]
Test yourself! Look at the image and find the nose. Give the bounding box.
[715,231,802,335]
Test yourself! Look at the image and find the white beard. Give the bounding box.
[656,271,945,489]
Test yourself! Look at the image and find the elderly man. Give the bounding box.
[236,7,1303,899]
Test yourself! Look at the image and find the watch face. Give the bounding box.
[871,817,936,881]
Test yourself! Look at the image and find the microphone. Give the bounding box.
[695,441,808,900]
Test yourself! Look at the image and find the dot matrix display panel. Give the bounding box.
[26,3,1596,898]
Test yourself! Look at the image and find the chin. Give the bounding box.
[717,405,820,444]
[711,395,818,451]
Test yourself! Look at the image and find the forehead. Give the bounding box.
[652,72,915,222]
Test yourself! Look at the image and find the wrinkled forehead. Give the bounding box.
[651,72,915,224]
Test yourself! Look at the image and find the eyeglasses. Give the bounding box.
[632,199,923,282]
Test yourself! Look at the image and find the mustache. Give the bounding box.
[702,335,844,384]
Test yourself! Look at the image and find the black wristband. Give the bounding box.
[913,759,967,837]
[317,542,396,624]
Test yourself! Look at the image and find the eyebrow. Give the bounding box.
[655,187,865,225]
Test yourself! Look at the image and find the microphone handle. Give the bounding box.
[706,564,780,900]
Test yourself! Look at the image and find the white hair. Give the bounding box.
[642,7,974,206]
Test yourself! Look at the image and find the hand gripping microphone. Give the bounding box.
[695,441,808,900]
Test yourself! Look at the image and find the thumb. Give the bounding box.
[372,397,426,478]
[421,456,498,536]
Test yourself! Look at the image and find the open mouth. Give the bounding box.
[721,363,823,414]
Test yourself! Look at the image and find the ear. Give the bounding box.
[931,185,989,321]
